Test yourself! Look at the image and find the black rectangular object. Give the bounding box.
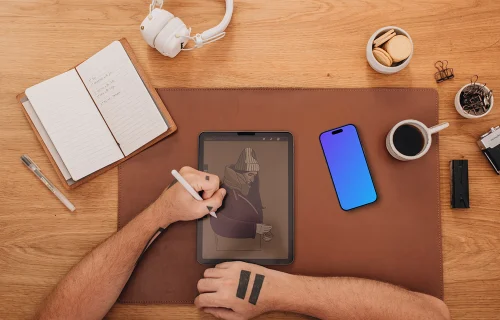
[450,160,470,208]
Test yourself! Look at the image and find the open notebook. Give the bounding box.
[18,39,177,189]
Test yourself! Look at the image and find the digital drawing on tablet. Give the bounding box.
[210,147,274,249]
[197,132,294,265]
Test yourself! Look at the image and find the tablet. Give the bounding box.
[197,132,294,265]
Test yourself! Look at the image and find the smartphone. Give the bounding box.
[319,124,377,211]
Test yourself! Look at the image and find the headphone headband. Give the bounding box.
[141,0,233,57]
[149,0,164,18]
[201,0,234,40]
[148,0,233,42]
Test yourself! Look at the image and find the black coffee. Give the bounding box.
[393,124,425,156]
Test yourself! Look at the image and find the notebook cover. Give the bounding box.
[16,38,177,189]
[118,88,443,303]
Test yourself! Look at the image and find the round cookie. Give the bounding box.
[373,47,393,67]
[374,47,393,65]
[383,35,411,63]
[373,29,396,47]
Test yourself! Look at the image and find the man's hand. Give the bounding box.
[195,261,451,320]
[36,166,227,320]
[195,261,289,320]
[152,166,226,227]
[255,224,272,235]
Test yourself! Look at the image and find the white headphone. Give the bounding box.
[140,0,234,58]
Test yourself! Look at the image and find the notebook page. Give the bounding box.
[21,97,72,180]
[76,41,168,156]
[25,69,124,181]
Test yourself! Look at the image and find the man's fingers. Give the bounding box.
[197,278,220,293]
[178,166,197,175]
[180,168,221,198]
[178,167,221,198]
[204,268,225,278]
[195,293,228,309]
[200,172,221,199]
[201,188,226,214]
[203,308,243,320]
[215,262,234,269]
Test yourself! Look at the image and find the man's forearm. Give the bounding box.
[272,274,450,320]
[37,203,168,320]
[36,167,225,320]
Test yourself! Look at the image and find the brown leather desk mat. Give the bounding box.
[118,88,443,304]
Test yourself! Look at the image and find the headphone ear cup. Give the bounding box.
[154,17,190,58]
[140,8,174,47]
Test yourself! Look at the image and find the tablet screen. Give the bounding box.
[198,132,294,265]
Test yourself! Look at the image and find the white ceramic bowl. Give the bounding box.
[455,83,494,119]
[366,26,413,74]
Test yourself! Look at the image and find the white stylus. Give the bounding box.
[171,170,217,218]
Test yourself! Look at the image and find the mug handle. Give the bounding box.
[428,122,449,134]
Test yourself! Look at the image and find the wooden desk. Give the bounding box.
[1,0,499,319]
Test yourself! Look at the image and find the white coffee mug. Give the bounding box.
[386,120,449,161]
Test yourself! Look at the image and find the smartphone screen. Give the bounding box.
[319,124,377,211]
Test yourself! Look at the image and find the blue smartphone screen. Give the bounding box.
[319,124,377,211]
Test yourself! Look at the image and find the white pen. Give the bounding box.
[21,155,76,212]
[171,169,217,218]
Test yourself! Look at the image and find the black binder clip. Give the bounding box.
[434,60,454,83]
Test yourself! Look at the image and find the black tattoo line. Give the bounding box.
[206,175,210,181]
[249,274,265,305]
[207,206,213,212]
[236,270,251,299]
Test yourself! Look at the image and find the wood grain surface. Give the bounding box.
[0,0,499,319]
